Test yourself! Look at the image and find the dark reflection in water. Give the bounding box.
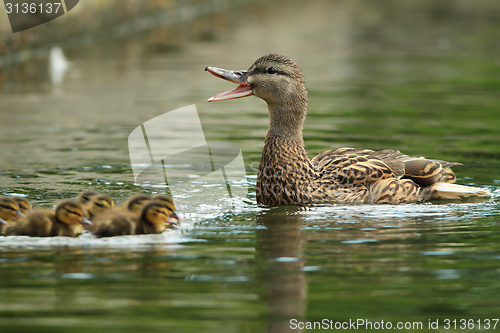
[256,207,306,333]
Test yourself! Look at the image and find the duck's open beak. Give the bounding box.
[205,67,253,101]
[166,210,182,225]
[80,217,92,226]
[0,217,6,225]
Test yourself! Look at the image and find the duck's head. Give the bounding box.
[12,196,31,215]
[140,201,178,227]
[152,194,181,224]
[55,200,92,226]
[206,54,308,135]
[0,197,22,222]
[88,194,114,217]
[127,194,151,215]
[78,190,99,206]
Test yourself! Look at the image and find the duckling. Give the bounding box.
[126,194,151,215]
[152,194,181,225]
[206,54,491,204]
[8,200,92,237]
[0,197,21,234]
[135,201,176,234]
[77,190,99,217]
[91,209,136,238]
[92,201,176,237]
[87,194,114,221]
[12,196,31,215]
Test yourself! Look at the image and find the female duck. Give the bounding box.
[206,54,491,205]
[8,200,92,237]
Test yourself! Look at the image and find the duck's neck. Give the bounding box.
[257,99,317,205]
[267,95,307,142]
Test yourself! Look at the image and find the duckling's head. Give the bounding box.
[140,201,174,227]
[0,196,21,221]
[206,54,308,136]
[127,194,151,214]
[152,194,180,224]
[88,194,114,217]
[12,196,31,215]
[78,190,99,206]
[55,200,92,226]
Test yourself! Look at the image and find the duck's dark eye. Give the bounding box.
[267,67,277,74]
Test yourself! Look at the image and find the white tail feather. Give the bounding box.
[427,182,492,200]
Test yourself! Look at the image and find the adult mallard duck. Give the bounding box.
[206,54,491,205]
[8,200,92,237]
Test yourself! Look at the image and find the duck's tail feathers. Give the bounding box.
[422,182,492,201]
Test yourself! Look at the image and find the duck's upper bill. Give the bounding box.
[205,66,253,102]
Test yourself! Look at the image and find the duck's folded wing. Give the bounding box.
[312,147,460,186]
[395,155,461,186]
[315,153,395,185]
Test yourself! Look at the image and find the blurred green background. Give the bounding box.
[1,0,500,332]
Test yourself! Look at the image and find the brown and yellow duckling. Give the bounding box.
[92,201,179,237]
[12,196,31,215]
[77,190,100,217]
[135,201,179,234]
[126,194,151,216]
[8,200,92,237]
[0,196,22,234]
[206,54,491,204]
[91,209,135,238]
[87,194,114,221]
[152,194,181,223]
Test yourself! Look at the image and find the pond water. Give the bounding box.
[1,0,500,332]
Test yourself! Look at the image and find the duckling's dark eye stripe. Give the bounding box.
[152,209,168,216]
[95,203,106,208]
[64,208,82,217]
[0,204,16,211]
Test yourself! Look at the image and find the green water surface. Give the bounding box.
[1,0,500,332]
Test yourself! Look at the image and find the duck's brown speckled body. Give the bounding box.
[206,54,491,205]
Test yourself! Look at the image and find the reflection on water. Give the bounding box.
[1,0,500,331]
[257,207,306,333]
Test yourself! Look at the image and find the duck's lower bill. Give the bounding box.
[207,84,253,102]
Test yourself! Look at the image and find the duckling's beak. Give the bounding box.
[16,210,23,217]
[0,217,6,225]
[166,210,182,225]
[205,67,253,101]
[80,217,92,226]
